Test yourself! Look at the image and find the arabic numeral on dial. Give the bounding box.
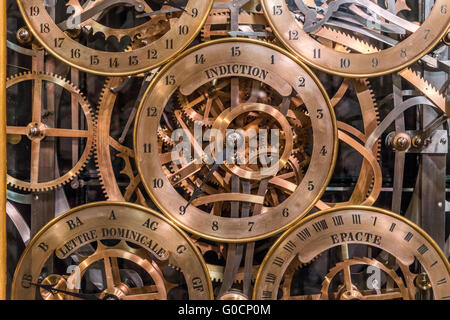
[179,206,186,215]
[195,54,206,64]
[148,49,158,59]
[147,107,157,117]
[272,5,282,15]
[320,145,327,156]
[191,8,199,18]
[110,58,119,68]
[166,39,174,49]
[129,56,138,65]
[143,143,151,153]
[212,221,219,231]
[178,25,189,35]
[30,6,39,16]
[289,30,299,40]
[340,58,350,68]
[54,38,64,47]
[308,181,315,191]
[40,23,50,33]
[298,76,305,87]
[231,46,241,57]
[423,29,430,40]
[153,178,164,188]
[71,48,81,58]
[271,55,275,64]
[165,75,176,85]
[248,222,255,231]
[371,57,379,67]
[313,48,321,59]
[441,5,447,14]
[90,55,99,65]
[282,208,289,217]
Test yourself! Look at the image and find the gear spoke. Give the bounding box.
[30,140,40,184]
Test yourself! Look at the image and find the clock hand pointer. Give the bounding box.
[31,282,101,300]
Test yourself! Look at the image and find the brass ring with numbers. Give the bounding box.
[134,38,338,243]
[17,0,213,76]
[253,205,450,300]
[261,0,450,78]
[11,202,213,300]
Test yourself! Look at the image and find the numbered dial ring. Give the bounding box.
[134,38,338,242]
[253,206,450,300]
[261,0,450,77]
[12,202,213,300]
[17,0,213,76]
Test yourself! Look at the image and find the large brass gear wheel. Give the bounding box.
[11,202,213,300]
[66,0,169,42]
[134,38,338,242]
[254,206,450,300]
[17,0,213,75]
[6,71,95,192]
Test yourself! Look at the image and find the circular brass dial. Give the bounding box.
[261,0,450,77]
[253,206,450,300]
[134,38,338,242]
[17,0,213,76]
[11,202,213,300]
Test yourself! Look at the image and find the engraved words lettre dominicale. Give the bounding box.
[55,213,167,259]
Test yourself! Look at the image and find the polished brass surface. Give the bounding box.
[6,72,95,192]
[254,206,450,300]
[11,202,213,300]
[261,0,450,78]
[134,38,338,242]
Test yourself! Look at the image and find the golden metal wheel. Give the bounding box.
[261,0,450,78]
[134,38,338,242]
[253,205,450,300]
[11,202,213,300]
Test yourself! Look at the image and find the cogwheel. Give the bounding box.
[201,7,272,43]
[94,77,146,204]
[318,25,446,113]
[201,9,231,42]
[280,254,322,299]
[66,0,170,42]
[313,35,382,207]
[157,127,175,147]
[206,263,260,284]
[6,71,95,192]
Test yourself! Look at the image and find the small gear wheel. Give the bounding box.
[6,71,95,192]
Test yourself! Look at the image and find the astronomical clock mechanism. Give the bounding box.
[2,0,449,301]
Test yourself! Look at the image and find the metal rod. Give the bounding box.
[0,0,7,300]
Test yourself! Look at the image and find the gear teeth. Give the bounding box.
[6,71,95,192]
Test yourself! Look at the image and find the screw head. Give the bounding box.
[17,27,32,44]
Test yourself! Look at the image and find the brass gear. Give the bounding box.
[201,8,272,42]
[66,0,171,42]
[6,71,95,192]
